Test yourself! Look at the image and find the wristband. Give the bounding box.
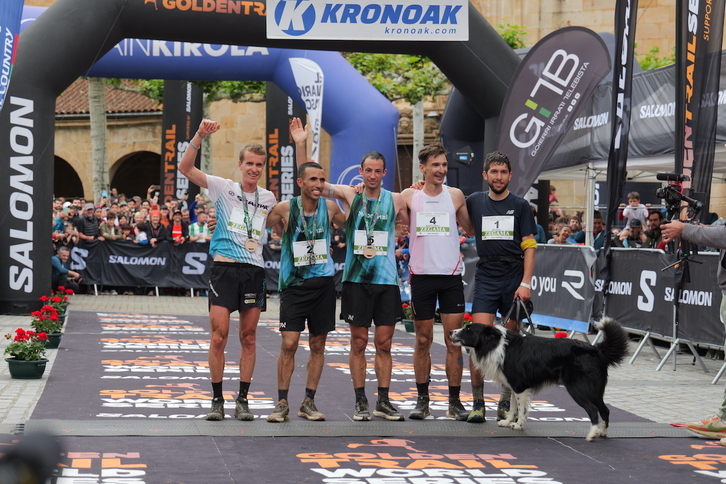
[520,282,531,289]
[189,140,201,150]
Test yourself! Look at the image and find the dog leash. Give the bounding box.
[501,297,535,336]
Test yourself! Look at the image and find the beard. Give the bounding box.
[487,179,508,195]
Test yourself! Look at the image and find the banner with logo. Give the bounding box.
[289,57,324,164]
[69,240,212,289]
[600,249,676,336]
[530,245,597,332]
[494,27,611,196]
[0,0,22,113]
[677,253,725,346]
[604,0,638,241]
[266,82,306,201]
[160,81,204,209]
[267,0,469,41]
[675,0,725,211]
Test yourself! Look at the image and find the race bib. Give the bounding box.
[481,215,514,240]
[228,207,265,238]
[293,239,329,267]
[415,211,449,237]
[353,230,389,257]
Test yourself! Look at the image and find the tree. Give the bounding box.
[636,46,676,71]
[342,53,447,104]
[88,77,109,204]
[496,21,528,49]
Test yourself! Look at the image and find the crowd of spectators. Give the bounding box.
[51,187,216,295]
[546,187,723,251]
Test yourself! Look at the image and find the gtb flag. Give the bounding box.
[0,0,23,113]
[495,27,611,196]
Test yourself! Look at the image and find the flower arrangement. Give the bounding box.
[41,286,74,313]
[402,302,414,320]
[463,313,473,324]
[4,329,48,361]
[30,305,62,335]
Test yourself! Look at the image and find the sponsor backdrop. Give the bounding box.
[70,241,212,289]
[494,27,611,196]
[67,241,725,347]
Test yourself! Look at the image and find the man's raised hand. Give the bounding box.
[197,119,220,138]
[290,117,309,144]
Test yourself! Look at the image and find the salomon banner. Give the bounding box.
[600,249,677,337]
[529,245,597,333]
[677,252,725,347]
[676,0,725,211]
[266,0,469,41]
[160,81,204,208]
[604,0,638,241]
[69,241,212,289]
[494,27,611,196]
[0,0,22,113]
[290,57,324,164]
[266,82,305,201]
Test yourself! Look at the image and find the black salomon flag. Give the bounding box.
[604,0,639,247]
[266,82,305,201]
[160,81,203,209]
[675,0,725,215]
[495,27,611,196]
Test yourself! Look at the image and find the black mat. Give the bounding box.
[1,433,721,483]
[31,311,648,429]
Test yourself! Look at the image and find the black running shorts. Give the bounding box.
[340,282,403,328]
[208,261,266,312]
[279,277,336,335]
[410,274,465,320]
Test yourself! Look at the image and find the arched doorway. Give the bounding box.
[110,151,161,201]
[54,156,84,199]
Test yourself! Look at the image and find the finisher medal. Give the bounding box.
[245,238,258,252]
[363,245,377,259]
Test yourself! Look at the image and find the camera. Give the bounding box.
[655,173,703,213]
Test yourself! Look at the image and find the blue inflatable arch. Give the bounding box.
[0,0,520,312]
[21,7,400,190]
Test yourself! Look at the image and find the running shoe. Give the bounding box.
[467,399,486,423]
[496,398,511,422]
[298,397,326,421]
[234,398,253,421]
[686,415,726,438]
[353,399,371,421]
[205,397,224,421]
[446,398,469,421]
[267,399,290,422]
[408,395,431,420]
[373,400,405,421]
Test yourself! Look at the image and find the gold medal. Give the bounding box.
[245,238,258,252]
[363,244,377,259]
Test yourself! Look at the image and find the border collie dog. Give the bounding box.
[450,317,629,441]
